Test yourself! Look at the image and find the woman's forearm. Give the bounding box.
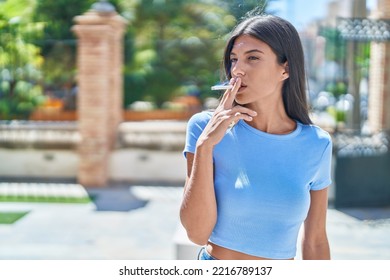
[302,237,330,260]
[180,143,217,245]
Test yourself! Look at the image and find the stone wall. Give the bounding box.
[0,121,187,184]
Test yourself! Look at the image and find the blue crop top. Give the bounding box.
[183,111,332,259]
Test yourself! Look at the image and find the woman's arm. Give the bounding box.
[302,187,331,260]
[180,145,217,245]
[180,77,257,245]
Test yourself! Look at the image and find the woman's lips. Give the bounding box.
[238,85,247,92]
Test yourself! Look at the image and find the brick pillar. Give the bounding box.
[72,3,127,187]
[368,0,390,132]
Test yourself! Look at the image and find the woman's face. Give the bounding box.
[229,35,288,105]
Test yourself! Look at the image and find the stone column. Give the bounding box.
[368,0,390,132]
[72,2,127,187]
[347,0,366,131]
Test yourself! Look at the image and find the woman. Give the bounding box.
[180,14,332,260]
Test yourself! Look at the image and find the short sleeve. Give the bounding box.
[310,138,333,191]
[183,111,212,158]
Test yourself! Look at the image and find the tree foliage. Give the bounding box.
[319,26,346,63]
[0,0,46,119]
[32,0,121,88]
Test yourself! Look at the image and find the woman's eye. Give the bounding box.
[230,58,237,63]
[248,56,259,61]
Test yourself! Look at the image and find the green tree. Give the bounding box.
[32,0,99,89]
[31,0,123,104]
[0,0,46,119]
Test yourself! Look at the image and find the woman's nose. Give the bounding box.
[231,61,245,77]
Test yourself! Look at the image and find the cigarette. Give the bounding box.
[211,84,233,91]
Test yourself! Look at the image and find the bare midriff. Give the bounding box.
[206,242,294,260]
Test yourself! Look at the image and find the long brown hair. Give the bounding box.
[223,14,312,124]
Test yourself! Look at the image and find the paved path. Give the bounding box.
[0,183,389,260]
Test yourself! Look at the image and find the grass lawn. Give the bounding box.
[0,195,92,203]
[0,211,29,224]
[0,182,93,204]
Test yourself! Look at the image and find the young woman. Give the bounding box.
[180,14,332,260]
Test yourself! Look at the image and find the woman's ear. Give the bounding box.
[282,62,289,80]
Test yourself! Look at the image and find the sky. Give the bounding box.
[267,0,330,30]
[267,0,378,31]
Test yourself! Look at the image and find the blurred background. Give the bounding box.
[0,0,389,260]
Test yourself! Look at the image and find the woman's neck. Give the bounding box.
[244,99,296,135]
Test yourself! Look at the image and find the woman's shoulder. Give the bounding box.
[188,110,213,126]
[299,122,332,144]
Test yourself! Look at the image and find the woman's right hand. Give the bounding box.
[197,77,257,148]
